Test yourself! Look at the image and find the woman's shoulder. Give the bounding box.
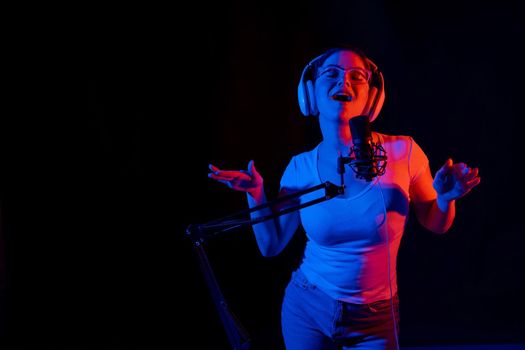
[374,132,418,159]
[280,144,320,188]
[374,132,413,144]
[289,144,320,163]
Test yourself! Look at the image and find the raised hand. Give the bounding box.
[208,160,264,197]
[433,158,481,203]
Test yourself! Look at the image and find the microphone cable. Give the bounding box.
[377,179,400,350]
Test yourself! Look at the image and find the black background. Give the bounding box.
[1,1,524,349]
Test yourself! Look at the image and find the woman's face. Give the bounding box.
[314,50,370,122]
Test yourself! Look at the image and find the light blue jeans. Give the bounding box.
[281,269,400,350]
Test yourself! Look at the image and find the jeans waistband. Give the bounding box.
[291,269,399,305]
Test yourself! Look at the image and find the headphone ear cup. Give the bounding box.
[298,54,325,117]
[305,80,317,116]
[365,58,385,122]
[298,64,317,116]
[297,73,310,116]
[369,71,385,122]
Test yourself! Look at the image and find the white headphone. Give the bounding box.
[297,49,385,122]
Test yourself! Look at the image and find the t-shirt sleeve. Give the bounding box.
[280,156,298,191]
[408,137,429,184]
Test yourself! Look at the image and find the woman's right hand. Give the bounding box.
[208,160,264,198]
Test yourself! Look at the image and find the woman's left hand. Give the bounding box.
[433,158,481,203]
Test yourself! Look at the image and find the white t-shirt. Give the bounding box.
[280,133,429,304]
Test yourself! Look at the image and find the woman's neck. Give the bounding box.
[319,116,353,154]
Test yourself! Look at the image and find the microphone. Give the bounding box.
[347,115,387,181]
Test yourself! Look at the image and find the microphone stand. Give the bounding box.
[185,181,345,350]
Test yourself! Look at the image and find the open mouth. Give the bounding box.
[332,94,352,102]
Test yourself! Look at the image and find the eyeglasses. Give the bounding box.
[316,65,371,84]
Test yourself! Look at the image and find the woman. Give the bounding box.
[208,46,480,349]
